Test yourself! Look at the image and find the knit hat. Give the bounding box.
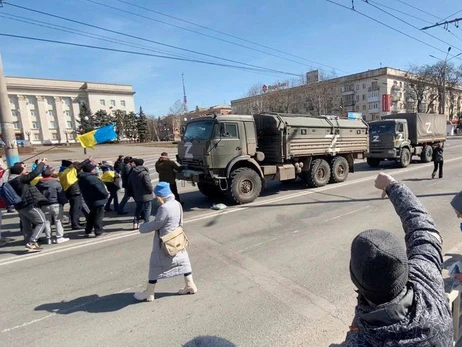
[133,158,144,166]
[62,159,73,167]
[82,163,95,173]
[42,168,54,177]
[350,229,409,305]
[154,182,172,197]
[451,191,462,214]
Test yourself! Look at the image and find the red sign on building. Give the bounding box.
[382,94,391,112]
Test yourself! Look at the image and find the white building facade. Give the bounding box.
[5,76,135,144]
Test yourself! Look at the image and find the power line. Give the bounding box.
[367,0,433,24]
[421,17,462,31]
[0,33,304,77]
[83,0,332,72]
[325,0,462,61]
[114,0,348,74]
[390,0,441,21]
[1,2,301,77]
[441,9,462,22]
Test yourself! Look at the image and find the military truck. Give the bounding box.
[366,113,446,168]
[176,113,368,204]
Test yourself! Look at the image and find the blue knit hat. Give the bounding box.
[154,182,172,197]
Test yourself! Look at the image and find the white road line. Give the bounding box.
[324,206,370,222]
[1,155,462,267]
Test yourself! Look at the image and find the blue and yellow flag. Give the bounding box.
[76,124,117,149]
[58,166,78,191]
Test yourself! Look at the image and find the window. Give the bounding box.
[120,100,126,107]
[49,121,56,129]
[219,123,238,138]
[32,121,39,129]
[30,110,36,117]
[64,110,71,118]
[362,94,366,100]
[51,133,58,140]
[363,84,366,89]
[100,99,106,106]
[13,122,20,129]
[69,133,75,140]
[110,100,116,107]
[34,134,40,141]
[63,98,71,106]
[66,121,73,128]
[355,95,359,102]
[183,120,214,141]
[11,110,17,117]
[399,82,403,88]
[27,96,35,105]
[356,85,359,91]
[362,105,366,111]
[46,97,54,105]
[48,110,55,117]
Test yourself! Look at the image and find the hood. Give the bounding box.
[451,191,462,213]
[8,173,19,181]
[132,166,148,174]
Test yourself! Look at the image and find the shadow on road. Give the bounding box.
[183,336,236,347]
[402,178,433,182]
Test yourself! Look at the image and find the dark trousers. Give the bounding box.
[105,189,119,210]
[118,191,132,213]
[170,182,181,202]
[69,195,86,228]
[433,161,443,178]
[86,206,104,235]
[134,201,152,224]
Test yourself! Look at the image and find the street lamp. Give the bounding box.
[443,47,452,115]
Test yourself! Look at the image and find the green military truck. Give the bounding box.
[366,113,446,168]
[176,113,368,204]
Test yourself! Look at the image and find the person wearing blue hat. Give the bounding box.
[134,181,196,302]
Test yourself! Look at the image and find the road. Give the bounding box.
[1,138,462,347]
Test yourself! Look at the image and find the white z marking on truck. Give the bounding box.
[372,135,380,142]
[184,142,193,159]
[396,133,403,141]
[426,122,432,134]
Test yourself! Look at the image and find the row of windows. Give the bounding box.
[12,109,73,118]
[100,99,126,107]
[345,80,404,92]
[21,120,74,130]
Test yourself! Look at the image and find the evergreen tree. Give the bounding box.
[124,111,138,141]
[112,109,126,141]
[77,103,94,134]
[93,109,112,128]
[136,106,149,142]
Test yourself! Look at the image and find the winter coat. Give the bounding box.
[121,163,131,189]
[433,146,444,162]
[128,166,153,202]
[114,159,123,174]
[344,182,453,347]
[451,190,462,214]
[155,158,181,184]
[78,172,109,208]
[36,177,68,205]
[8,163,49,210]
[101,166,121,192]
[139,194,191,280]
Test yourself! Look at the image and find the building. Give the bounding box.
[5,76,135,144]
[231,67,462,122]
[186,104,232,119]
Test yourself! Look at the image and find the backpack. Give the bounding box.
[0,181,22,205]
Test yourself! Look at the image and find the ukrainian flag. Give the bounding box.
[76,124,117,149]
[58,166,78,191]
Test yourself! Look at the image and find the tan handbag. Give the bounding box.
[160,202,189,256]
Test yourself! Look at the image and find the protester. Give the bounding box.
[134,182,196,302]
[114,155,124,174]
[431,142,444,179]
[451,190,462,219]
[344,172,453,345]
[117,156,133,215]
[36,168,69,244]
[155,152,182,203]
[9,159,49,252]
[128,158,153,230]
[101,161,120,212]
[78,163,109,238]
[59,159,90,230]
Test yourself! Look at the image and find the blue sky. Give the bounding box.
[1,0,462,115]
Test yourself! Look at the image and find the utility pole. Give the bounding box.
[421,17,462,31]
[0,53,19,167]
[181,73,188,114]
[442,47,451,116]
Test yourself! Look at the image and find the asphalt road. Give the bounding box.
[1,138,462,347]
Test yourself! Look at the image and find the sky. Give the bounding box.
[0,0,462,116]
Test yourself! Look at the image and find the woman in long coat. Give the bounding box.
[134,182,197,302]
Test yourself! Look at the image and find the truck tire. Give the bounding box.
[367,158,381,167]
[198,182,223,199]
[228,168,262,204]
[421,145,433,163]
[399,148,411,168]
[306,159,331,188]
[330,156,349,183]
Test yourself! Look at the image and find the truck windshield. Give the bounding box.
[370,123,395,135]
[183,120,214,141]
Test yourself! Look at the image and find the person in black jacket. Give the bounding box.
[431,142,444,179]
[117,156,133,215]
[114,155,124,174]
[9,159,49,252]
[78,163,109,237]
[128,158,153,230]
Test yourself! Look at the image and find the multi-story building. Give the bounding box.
[186,104,232,119]
[231,67,462,122]
[5,76,135,144]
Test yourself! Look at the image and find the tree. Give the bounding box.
[93,109,112,128]
[136,106,149,142]
[147,116,160,141]
[77,103,94,134]
[124,112,138,141]
[169,99,185,116]
[112,109,126,141]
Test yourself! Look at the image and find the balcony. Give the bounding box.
[368,86,380,92]
[369,107,380,113]
[342,90,355,96]
[368,96,380,103]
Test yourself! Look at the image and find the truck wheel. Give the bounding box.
[367,158,381,167]
[421,145,433,163]
[228,168,262,204]
[198,182,223,199]
[306,159,331,188]
[330,156,349,183]
[399,148,411,168]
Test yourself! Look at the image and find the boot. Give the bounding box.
[178,274,197,295]
[134,283,156,302]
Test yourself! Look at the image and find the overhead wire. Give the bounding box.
[389,0,441,21]
[1,2,301,77]
[367,0,433,25]
[114,0,348,73]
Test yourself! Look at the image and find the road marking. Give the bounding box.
[1,155,462,267]
[324,206,370,222]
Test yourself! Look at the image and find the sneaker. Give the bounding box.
[46,238,52,245]
[55,237,70,244]
[95,232,108,238]
[25,242,43,252]
[132,222,139,230]
[83,233,96,238]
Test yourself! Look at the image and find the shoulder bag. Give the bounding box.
[160,202,189,256]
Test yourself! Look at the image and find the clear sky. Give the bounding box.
[0,0,461,116]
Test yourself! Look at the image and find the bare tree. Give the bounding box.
[301,72,341,116]
[169,99,185,116]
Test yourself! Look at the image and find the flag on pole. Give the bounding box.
[76,124,117,149]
